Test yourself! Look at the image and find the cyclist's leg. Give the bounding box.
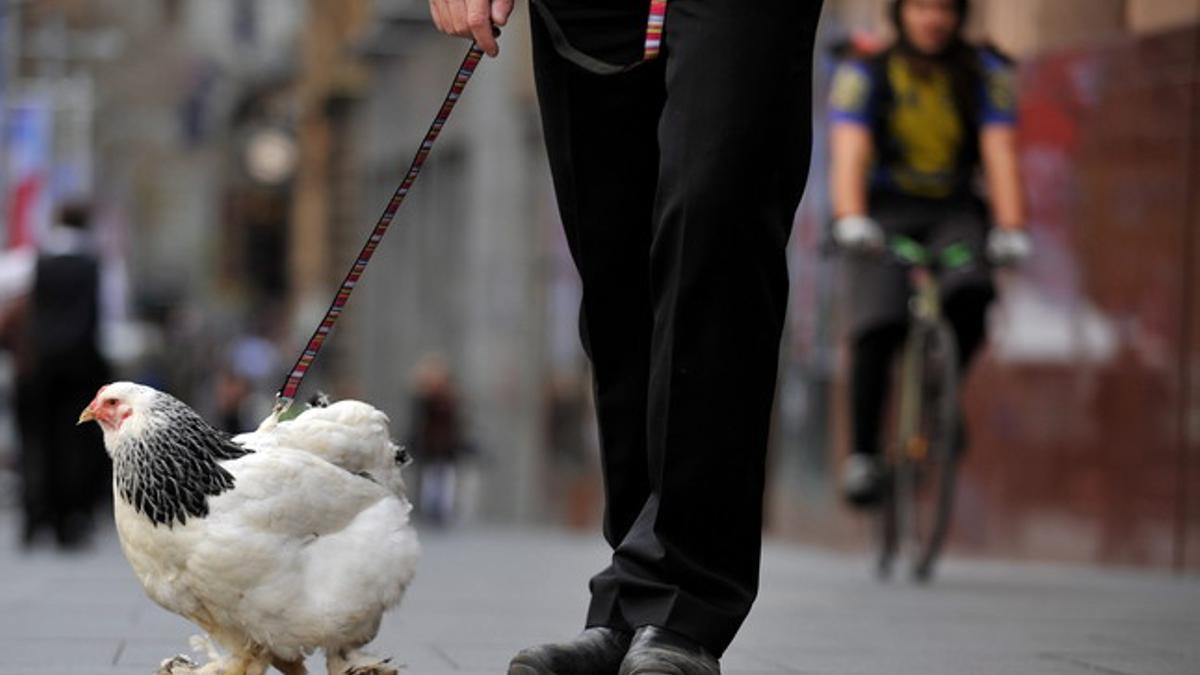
[846,236,910,463]
[840,193,917,503]
[930,198,995,368]
[844,319,908,505]
[931,199,996,454]
[851,320,909,459]
[943,286,993,369]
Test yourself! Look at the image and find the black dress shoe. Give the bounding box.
[508,627,632,675]
[618,626,720,675]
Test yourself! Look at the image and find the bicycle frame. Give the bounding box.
[895,268,941,467]
[865,235,965,581]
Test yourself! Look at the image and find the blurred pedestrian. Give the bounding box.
[214,328,283,433]
[828,0,1031,505]
[213,368,253,434]
[433,1,824,673]
[407,354,469,527]
[2,201,111,549]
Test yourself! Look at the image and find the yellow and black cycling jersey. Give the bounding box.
[830,47,1017,199]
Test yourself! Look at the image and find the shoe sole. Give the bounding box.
[508,657,551,675]
[619,649,719,675]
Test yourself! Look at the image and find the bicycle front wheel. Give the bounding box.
[893,319,960,582]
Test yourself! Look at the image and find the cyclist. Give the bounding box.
[829,0,1031,506]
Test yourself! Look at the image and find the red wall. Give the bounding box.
[955,26,1200,570]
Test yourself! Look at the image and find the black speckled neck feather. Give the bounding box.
[112,392,253,528]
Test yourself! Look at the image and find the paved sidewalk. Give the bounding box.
[1,512,1198,675]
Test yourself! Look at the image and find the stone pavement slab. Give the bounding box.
[1,512,1197,674]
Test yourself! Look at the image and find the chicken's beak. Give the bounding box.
[77,405,96,426]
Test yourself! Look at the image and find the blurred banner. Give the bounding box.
[0,2,6,144]
[0,1,6,240]
[3,97,51,250]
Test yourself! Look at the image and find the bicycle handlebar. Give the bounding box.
[833,235,976,271]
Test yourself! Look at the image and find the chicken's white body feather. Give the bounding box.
[238,400,409,497]
[95,384,419,674]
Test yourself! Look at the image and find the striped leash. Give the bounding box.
[273,41,486,416]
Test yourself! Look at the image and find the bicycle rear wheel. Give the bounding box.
[892,319,960,582]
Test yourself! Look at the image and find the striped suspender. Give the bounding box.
[645,1,668,60]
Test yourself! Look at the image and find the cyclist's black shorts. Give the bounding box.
[845,190,995,337]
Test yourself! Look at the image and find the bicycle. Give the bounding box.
[849,235,973,583]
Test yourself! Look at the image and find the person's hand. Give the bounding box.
[987,228,1032,266]
[832,214,885,253]
[429,0,513,57]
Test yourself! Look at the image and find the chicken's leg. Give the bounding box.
[271,655,309,675]
[326,648,398,675]
[157,648,271,675]
[157,655,197,675]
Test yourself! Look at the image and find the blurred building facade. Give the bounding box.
[2,0,1198,570]
[332,3,554,524]
[1,0,573,527]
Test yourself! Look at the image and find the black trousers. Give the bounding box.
[531,0,823,656]
[17,358,110,547]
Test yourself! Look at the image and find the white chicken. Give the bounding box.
[78,382,419,675]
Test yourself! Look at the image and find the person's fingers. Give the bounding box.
[431,0,502,52]
[446,0,469,36]
[435,0,459,34]
[429,0,448,34]
[491,0,514,27]
[467,0,498,56]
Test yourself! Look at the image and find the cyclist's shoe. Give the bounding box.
[841,453,884,508]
